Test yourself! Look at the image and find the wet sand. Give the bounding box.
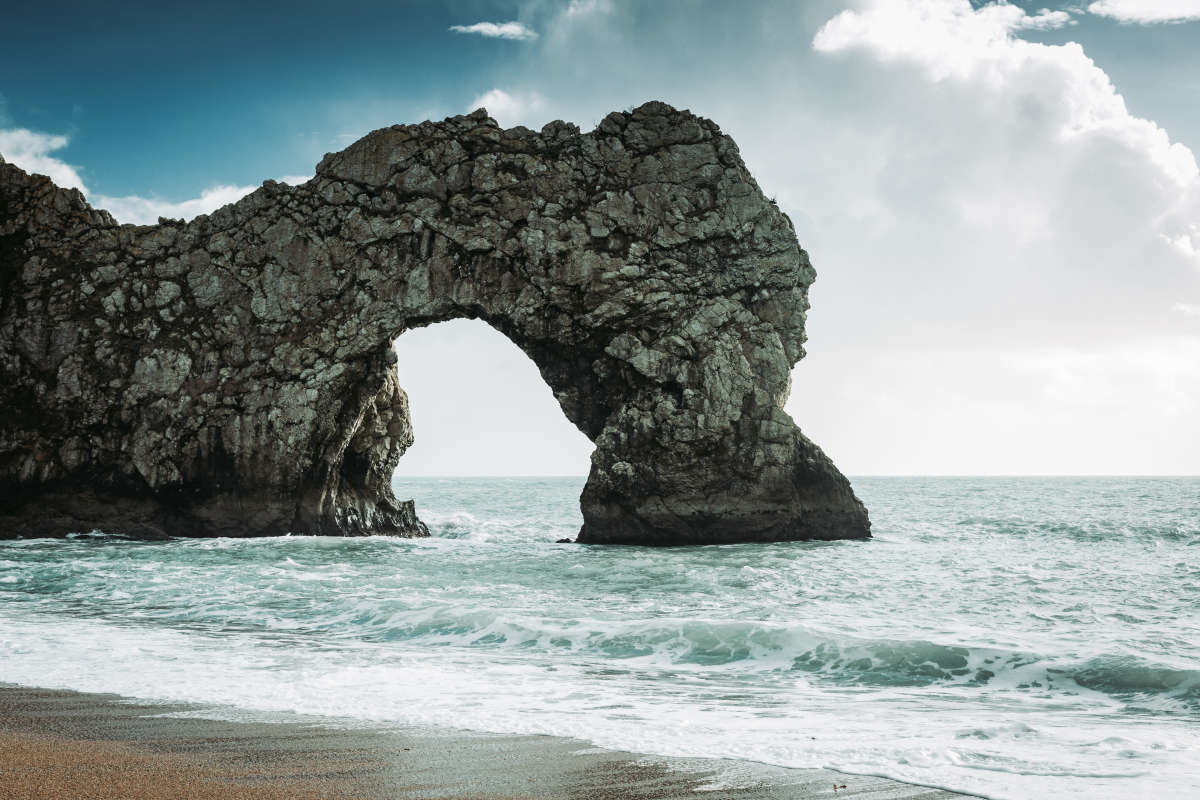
[0,685,972,799]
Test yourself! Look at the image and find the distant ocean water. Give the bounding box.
[1,476,1197,799]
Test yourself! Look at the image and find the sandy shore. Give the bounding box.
[0,685,973,800]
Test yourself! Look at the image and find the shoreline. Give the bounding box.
[0,684,975,800]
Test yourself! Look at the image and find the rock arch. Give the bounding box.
[0,102,870,544]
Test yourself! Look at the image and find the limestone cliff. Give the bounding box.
[0,102,870,544]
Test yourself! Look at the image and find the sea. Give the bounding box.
[1,476,1197,799]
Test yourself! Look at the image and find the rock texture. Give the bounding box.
[0,102,870,543]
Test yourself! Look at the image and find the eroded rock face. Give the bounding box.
[0,102,870,543]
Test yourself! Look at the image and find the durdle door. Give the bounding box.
[0,102,870,544]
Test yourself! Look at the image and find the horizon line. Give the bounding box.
[392,473,1200,479]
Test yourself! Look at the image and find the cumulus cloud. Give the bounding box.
[449,0,1200,472]
[1018,8,1075,29]
[811,0,1200,270]
[1087,0,1200,23]
[1165,223,1200,260]
[467,88,548,128]
[90,185,258,225]
[813,2,1072,81]
[0,127,309,225]
[449,21,538,40]
[0,128,88,192]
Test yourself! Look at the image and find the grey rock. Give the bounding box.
[0,102,870,543]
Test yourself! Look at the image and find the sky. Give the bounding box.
[3,0,1199,476]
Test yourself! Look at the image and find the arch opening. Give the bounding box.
[389,318,593,478]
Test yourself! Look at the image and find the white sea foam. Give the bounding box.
[1,476,1197,799]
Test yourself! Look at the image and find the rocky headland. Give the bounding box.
[0,102,870,544]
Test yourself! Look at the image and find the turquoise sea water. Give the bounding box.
[1,477,1197,799]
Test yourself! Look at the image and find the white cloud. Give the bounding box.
[814,1,1072,82]
[1175,301,1200,315]
[1,126,312,225]
[1164,223,1200,260]
[466,88,548,128]
[1018,8,1074,29]
[811,0,1199,261]
[449,21,538,40]
[96,177,315,225]
[453,0,1200,473]
[91,185,258,225]
[794,0,1200,471]
[814,3,1185,199]
[0,128,88,192]
[1087,0,1200,23]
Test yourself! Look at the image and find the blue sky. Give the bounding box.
[8,0,1194,203]
[1,0,528,196]
[4,0,1200,475]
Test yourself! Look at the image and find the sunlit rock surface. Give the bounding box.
[0,102,869,543]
